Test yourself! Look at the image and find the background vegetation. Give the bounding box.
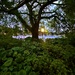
[0,34,75,75]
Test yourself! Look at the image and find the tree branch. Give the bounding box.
[9,0,33,12]
[38,0,57,23]
[41,14,55,19]
[14,10,32,32]
[0,0,33,13]
[26,3,34,26]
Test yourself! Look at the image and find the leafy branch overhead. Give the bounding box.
[0,0,33,12]
[0,0,75,39]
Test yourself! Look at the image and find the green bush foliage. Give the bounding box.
[0,34,23,49]
[66,32,75,46]
[0,37,75,75]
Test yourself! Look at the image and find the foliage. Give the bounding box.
[65,32,75,46]
[62,0,75,19]
[0,34,23,49]
[0,37,75,75]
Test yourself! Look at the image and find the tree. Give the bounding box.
[0,0,75,39]
[61,0,75,33]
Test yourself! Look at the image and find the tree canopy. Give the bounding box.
[0,0,75,39]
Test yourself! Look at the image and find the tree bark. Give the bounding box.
[31,25,39,39]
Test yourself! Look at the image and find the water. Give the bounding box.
[12,35,62,40]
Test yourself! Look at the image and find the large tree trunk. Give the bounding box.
[31,25,39,39]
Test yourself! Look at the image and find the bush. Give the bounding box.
[66,32,75,46]
[0,38,75,75]
[0,35,23,49]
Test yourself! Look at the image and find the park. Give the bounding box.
[0,0,75,75]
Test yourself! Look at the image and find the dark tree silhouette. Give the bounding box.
[0,0,75,39]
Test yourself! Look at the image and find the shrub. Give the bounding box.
[0,36,23,49]
[0,38,75,75]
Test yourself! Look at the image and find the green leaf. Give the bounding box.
[12,72,18,75]
[18,70,26,75]
[29,72,38,75]
[3,58,13,67]
[6,72,11,75]
[0,72,11,75]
